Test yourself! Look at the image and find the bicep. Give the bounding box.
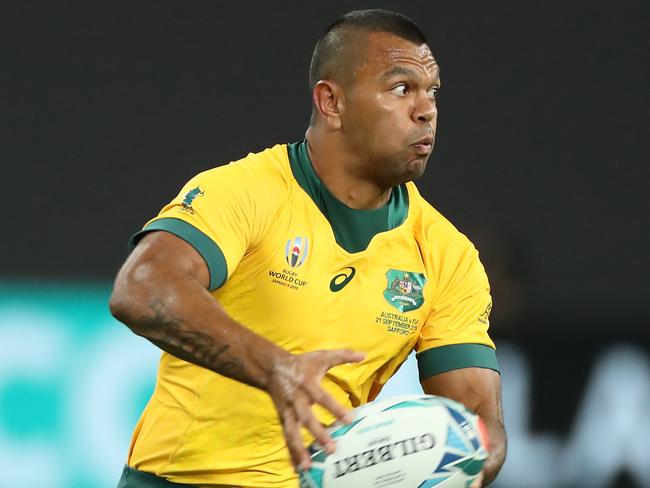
[420,367,503,421]
[119,231,211,290]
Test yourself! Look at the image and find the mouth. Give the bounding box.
[411,135,434,155]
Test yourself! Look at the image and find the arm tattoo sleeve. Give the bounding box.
[140,298,246,379]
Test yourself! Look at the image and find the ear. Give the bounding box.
[312,80,344,130]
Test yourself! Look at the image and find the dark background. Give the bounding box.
[2,0,648,332]
[2,3,650,487]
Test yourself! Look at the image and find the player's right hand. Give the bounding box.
[266,349,365,471]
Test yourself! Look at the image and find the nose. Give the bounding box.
[413,91,437,124]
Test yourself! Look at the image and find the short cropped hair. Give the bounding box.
[309,9,429,90]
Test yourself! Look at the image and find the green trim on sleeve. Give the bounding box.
[416,343,500,379]
[129,217,228,291]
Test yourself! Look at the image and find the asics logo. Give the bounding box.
[329,267,356,292]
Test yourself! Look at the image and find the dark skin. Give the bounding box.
[306,31,439,209]
[110,30,505,485]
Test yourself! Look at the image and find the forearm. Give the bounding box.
[420,368,506,487]
[110,263,288,390]
[481,414,507,485]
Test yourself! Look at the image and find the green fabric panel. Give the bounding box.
[129,218,228,291]
[117,466,195,487]
[287,141,409,253]
[387,184,409,229]
[416,343,500,379]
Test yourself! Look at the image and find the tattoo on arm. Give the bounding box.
[140,298,246,379]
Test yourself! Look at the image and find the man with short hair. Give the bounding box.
[111,9,506,488]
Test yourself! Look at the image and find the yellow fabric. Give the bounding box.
[127,143,494,487]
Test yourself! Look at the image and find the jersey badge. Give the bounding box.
[180,187,204,214]
[285,236,309,268]
[383,269,426,312]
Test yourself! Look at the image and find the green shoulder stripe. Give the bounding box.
[128,217,228,291]
[416,343,500,379]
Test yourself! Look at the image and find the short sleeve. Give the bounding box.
[129,160,275,291]
[416,239,499,379]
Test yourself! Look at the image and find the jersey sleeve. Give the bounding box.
[416,238,499,379]
[129,160,277,291]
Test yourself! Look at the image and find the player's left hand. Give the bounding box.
[470,472,484,488]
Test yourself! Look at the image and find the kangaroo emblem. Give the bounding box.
[181,187,204,214]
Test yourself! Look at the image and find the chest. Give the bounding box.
[217,196,432,359]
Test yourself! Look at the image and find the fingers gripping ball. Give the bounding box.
[299,394,488,488]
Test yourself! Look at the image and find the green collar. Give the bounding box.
[287,140,408,253]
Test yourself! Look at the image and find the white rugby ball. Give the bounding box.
[299,394,488,488]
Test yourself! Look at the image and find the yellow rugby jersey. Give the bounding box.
[126,141,498,487]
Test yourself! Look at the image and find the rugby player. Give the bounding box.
[110,9,506,487]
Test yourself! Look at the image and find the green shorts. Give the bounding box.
[117,464,272,487]
[117,466,194,488]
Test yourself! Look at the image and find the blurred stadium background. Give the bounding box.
[2,1,648,487]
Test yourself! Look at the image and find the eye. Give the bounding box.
[427,86,439,100]
[390,84,408,96]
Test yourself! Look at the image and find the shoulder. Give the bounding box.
[405,182,476,254]
[196,143,292,193]
[405,182,485,288]
[405,184,489,302]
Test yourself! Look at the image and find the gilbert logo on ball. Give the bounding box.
[300,394,488,488]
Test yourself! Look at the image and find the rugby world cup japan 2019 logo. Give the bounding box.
[384,269,427,312]
[285,237,309,268]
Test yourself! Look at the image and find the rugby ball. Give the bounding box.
[299,394,488,488]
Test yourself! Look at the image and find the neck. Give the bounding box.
[305,127,392,210]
